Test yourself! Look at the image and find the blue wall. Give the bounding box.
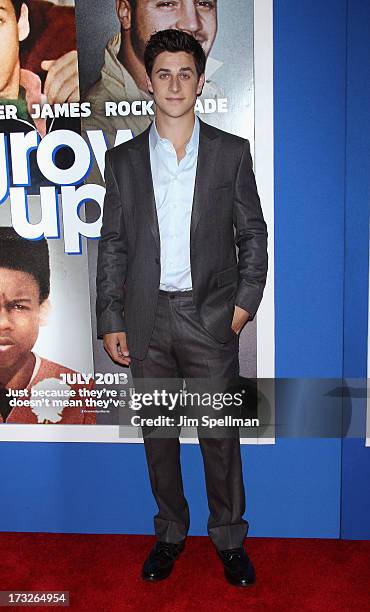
[341,0,370,539]
[1,0,368,539]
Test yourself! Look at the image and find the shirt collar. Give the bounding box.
[150,115,200,154]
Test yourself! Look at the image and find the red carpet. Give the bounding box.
[0,534,369,611]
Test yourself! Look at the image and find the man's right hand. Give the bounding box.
[103,332,131,366]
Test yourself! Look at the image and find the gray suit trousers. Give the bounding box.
[130,291,248,551]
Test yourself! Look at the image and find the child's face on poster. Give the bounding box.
[0,268,48,371]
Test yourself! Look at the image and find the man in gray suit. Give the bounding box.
[96,29,267,587]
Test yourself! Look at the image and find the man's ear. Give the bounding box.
[39,299,50,327]
[116,0,132,30]
[146,73,154,95]
[18,3,30,42]
[196,73,205,97]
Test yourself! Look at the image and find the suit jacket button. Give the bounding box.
[155,258,160,265]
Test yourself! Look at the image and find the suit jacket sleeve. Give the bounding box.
[233,140,268,320]
[96,150,128,338]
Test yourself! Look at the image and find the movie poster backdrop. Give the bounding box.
[0,0,275,442]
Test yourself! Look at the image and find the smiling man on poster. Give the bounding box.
[96,30,268,586]
[83,0,221,141]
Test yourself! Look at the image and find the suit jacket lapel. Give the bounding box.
[190,119,220,241]
[127,127,160,250]
[127,119,220,251]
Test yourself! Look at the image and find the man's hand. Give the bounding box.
[41,50,80,105]
[103,332,131,366]
[231,305,251,335]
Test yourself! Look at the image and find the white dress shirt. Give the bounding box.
[149,116,200,291]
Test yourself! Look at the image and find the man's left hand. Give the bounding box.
[41,50,80,105]
[231,305,251,335]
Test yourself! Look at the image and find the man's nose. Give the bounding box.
[169,75,181,93]
[176,0,202,33]
[0,306,12,331]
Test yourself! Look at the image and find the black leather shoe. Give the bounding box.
[142,540,185,581]
[218,547,256,587]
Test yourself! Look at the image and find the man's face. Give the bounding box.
[146,50,204,119]
[0,1,20,95]
[0,268,47,372]
[0,1,29,97]
[130,0,217,61]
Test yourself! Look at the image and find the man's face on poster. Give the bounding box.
[0,268,47,371]
[0,1,20,95]
[126,0,217,61]
[0,0,29,97]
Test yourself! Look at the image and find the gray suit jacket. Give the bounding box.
[96,119,268,360]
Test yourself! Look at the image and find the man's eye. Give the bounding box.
[156,2,177,7]
[10,304,27,311]
[196,0,215,8]
[159,73,170,79]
